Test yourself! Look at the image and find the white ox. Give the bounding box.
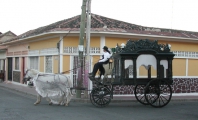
[24,69,73,106]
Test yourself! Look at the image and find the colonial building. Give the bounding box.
[0,31,17,81]
[1,14,198,93]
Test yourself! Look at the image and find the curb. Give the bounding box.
[0,85,91,102]
[1,84,198,103]
[0,85,36,98]
[0,85,137,103]
[171,99,198,102]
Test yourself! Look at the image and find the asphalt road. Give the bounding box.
[0,87,198,120]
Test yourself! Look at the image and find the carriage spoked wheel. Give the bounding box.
[134,85,149,105]
[90,85,112,107]
[144,79,172,108]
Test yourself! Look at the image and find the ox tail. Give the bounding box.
[67,76,73,96]
[69,88,73,96]
[67,77,73,88]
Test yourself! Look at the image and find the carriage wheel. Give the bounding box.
[144,80,172,108]
[90,86,111,107]
[134,85,149,105]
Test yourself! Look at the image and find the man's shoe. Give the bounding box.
[89,75,95,81]
[89,73,95,77]
[89,73,92,76]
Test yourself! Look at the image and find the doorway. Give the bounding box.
[22,57,25,77]
[8,58,12,81]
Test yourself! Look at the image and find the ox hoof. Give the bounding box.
[49,102,52,105]
[34,101,40,105]
[65,103,68,106]
[34,103,38,105]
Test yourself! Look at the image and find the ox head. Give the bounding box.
[23,69,31,83]
[23,69,36,86]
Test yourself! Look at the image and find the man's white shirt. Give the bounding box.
[99,52,111,62]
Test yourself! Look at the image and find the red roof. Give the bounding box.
[2,14,198,43]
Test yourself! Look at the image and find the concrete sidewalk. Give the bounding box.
[0,81,198,103]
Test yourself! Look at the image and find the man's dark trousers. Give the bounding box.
[92,62,104,77]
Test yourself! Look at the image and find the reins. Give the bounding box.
[59,58,103,74]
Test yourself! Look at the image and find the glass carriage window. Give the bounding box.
[29,56,38,70]
[160,60,168,78]
[124,60,133,78]
[137,54,157,78]
[15,57,19,70]
[138,65,157,78]
[45,56,52,73]
[114,58,121,80]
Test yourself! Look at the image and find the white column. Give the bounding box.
[59,36,63,73]
[44,57,46,73]
[100,36,105,54]
[38,57,40,71]
[70,56,73,85]
[186,58,188,76]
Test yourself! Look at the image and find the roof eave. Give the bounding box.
[1,31,77,45]
[2,30,198,45]
[91,31,198,42]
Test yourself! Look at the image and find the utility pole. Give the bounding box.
[76,0,87,98]
[84,0,91,98]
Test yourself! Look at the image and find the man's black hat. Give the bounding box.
[103,46,108,51]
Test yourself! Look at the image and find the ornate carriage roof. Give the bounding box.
[115,39,174,55]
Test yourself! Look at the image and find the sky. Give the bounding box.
[0,0,198,35]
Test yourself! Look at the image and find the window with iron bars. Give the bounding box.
[73,56,86,88]
[15,57,19,70]
[45,56,52,73]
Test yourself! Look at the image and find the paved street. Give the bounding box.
[0,87,198,120]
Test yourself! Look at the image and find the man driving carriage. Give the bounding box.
[89,46,111,80]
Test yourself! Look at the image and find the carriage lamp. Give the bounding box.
[121,43,125,48]
[121,43,125,51]
[168,44,171,50]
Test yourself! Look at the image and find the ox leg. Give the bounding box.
[65,99,69,106]
[65,92,72,106]
[46,98,52,105]
[34,94,41,105]
[58,95,64,106]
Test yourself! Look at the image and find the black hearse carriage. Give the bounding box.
[90,39,175,108]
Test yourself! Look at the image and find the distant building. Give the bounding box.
[1,14,198,93]
[0,31,17,81]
